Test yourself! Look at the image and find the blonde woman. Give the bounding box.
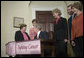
[52,8,68,57]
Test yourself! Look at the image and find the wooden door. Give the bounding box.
[36,11,55,32]
[36,11,55,39]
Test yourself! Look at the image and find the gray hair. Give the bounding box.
[36,23,42,30]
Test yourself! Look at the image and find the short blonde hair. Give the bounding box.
[52,8,62,16]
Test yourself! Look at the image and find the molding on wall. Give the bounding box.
[64,1,67,6]
[28,1,31,6]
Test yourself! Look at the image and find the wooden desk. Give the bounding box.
[40,39,56,57]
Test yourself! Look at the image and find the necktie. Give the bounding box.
[70,16,72,28]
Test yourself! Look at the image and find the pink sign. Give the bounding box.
[5,41,16,56]
[16,39,41,54]
[5,39,41,56]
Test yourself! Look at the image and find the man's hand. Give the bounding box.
[71,40,75,46]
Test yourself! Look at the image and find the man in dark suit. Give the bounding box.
[67,4,76,40]
[34,24,51,57]
[34,24,49,39]
[52,8,68,57]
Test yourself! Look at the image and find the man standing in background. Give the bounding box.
[67,4,76,57]
[67,4,76,39]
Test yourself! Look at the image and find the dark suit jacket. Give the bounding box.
[34,31,49,39]
[68,17,71,39]
[68,14,76,40]
[54,17,68,41]
[15,30,30,42]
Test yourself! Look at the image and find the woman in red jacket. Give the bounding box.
[71,2,83,57]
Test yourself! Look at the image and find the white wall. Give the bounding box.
[30,1,79,20]
[30,1,69,20]
[1,1,31,57]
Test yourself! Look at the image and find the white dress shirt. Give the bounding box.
[37,31,41,38]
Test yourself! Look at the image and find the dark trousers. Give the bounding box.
[72,36,83,57]
[55,41,67,57]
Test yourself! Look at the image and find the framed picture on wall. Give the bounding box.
[13,17,24,28]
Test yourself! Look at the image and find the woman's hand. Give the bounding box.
[71,40,75,46]
[33,27,38,33]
